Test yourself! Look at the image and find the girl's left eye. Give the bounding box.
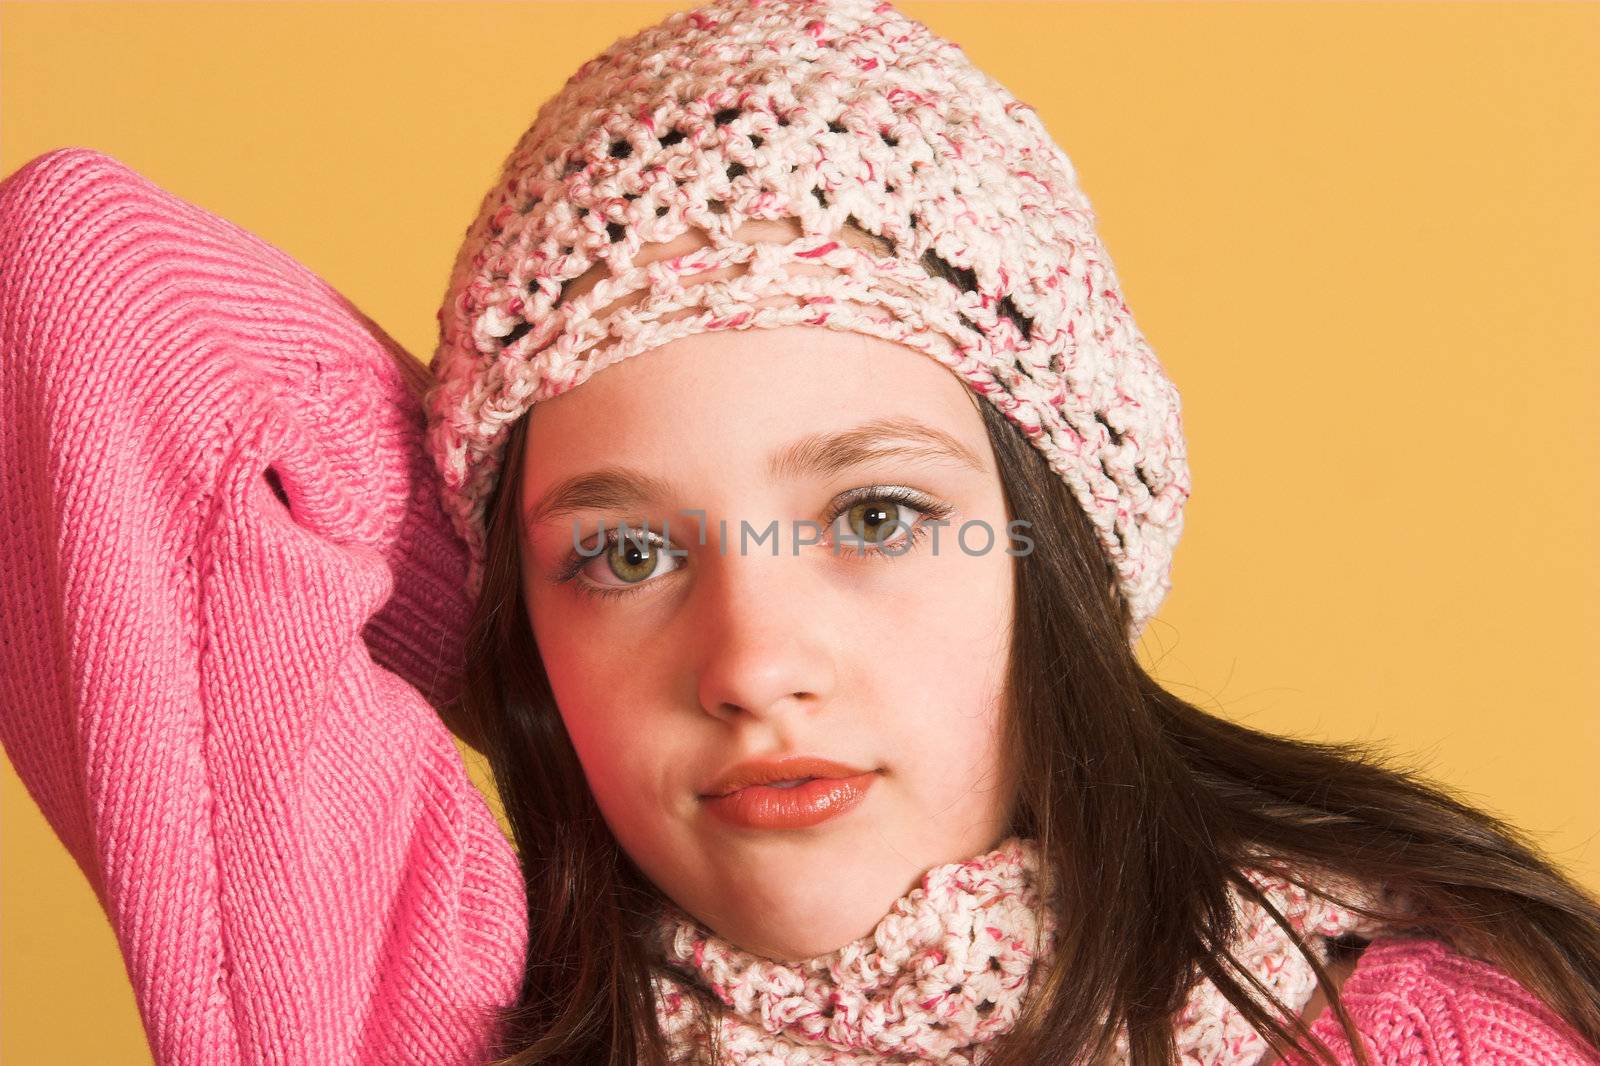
[826,487,952,558]
[552,487,954,601]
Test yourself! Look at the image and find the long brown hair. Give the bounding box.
[435,235,1600,1066]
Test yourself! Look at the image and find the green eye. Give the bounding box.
[844,499,910,546]
[605,532,663,584]
[555,522,685,600]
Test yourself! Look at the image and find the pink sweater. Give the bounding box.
[1,146,1595,1066]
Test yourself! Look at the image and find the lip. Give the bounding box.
[700,771,879,830]
[700,754,877,799]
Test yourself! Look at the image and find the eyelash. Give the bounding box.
[552,486,955,601]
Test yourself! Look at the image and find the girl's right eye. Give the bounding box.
[556,526,682,599]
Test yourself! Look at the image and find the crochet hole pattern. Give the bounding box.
[1094,411,1124,447]
[547,215,917,331]
[516,125,1048,436]
[500,320,533,348]
[508,98,1020,351]
[914,244,1037,343]
[524,200,1038,360]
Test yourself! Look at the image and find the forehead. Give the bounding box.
[517,318,992,502]
[516,322,995,534]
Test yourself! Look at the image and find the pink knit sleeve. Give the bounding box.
[1293,935,1600,1066]
[0,147,527,1064]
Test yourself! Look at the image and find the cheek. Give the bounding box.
[899,530,1013,690]
[524,599,671,799]
[863,543,1014,783]
[532,631,690,846]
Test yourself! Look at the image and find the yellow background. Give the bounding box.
[3,2,1596,1061]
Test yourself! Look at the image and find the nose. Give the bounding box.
[691,538,839,728]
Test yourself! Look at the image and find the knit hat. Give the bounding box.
[424,0,1191,643]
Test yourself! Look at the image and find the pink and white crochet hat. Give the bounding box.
[424,0,1191,643]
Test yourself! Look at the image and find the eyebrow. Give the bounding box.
[766,416,985,483]
[522,417,985,528]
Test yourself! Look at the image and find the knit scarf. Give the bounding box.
[649,836,1398,1065]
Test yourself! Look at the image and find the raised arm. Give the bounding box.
[0,147,526,1065]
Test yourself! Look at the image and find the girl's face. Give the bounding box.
[518,315,1018,962]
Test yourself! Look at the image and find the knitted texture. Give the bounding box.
[1284,938,1600,1066]
[648,836,1405,1066]
[4,147,1599,1066]
[0,147,526,1065]
[423,0,1191,644]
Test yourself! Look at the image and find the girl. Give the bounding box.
[422,2,1600,1062]
[1,3,1597,1066]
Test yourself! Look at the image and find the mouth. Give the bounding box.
[706,777,813,799]
[700,771,880,830]
[700,756,877,800]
